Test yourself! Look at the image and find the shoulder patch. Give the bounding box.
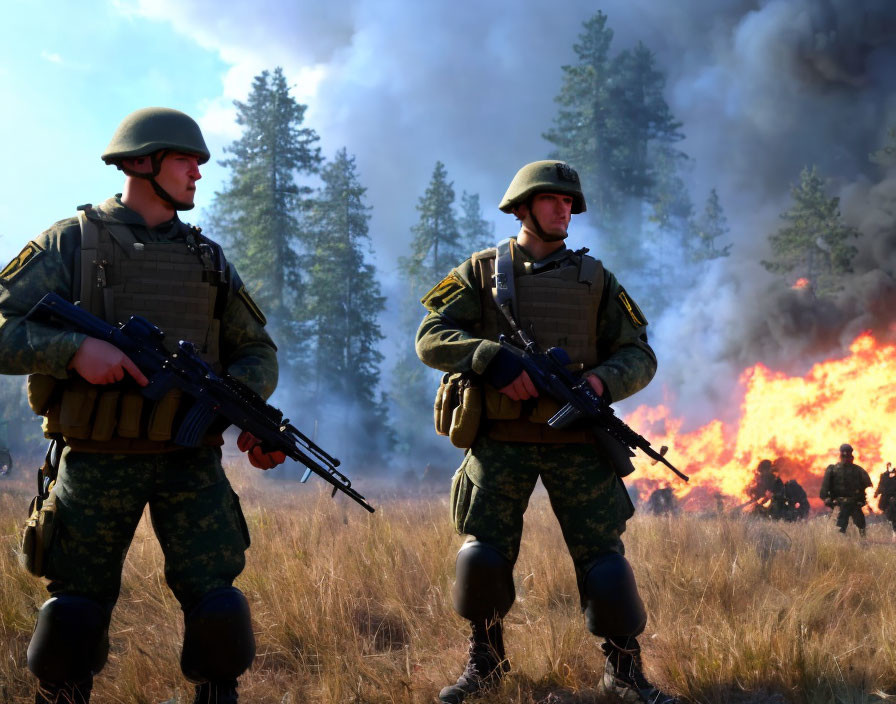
[616,289,647,327]
[237,285,267,325]
[421,273,467,313]
[0,241,45,282]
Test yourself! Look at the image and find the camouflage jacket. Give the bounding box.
[0,197,278,399]
[414,239,656,404]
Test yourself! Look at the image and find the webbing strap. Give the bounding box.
[491,238,516,321]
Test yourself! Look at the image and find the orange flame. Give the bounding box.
[626,333,895,510]
[792,277,810,290]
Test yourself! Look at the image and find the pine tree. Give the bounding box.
[303,149,392,460]
[692,188,732,262]
[458,191,494,252]
[208,67,322,374]
[762,166,860,296]
[543,14,684,274]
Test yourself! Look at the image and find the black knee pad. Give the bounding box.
[453,541,515,621]
[581,552,646,638]
[181,587,255,683]
[27,595,110,684]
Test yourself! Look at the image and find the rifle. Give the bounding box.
[27,292,374,513]
[496,328,688,482]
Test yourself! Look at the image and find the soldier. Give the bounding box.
[0,108,285,704]
[416,161,675,703]
[874,462,896,535]
[646,487,678,516]
[776,479,810,521]
[819,443,872,537]
[742,460,783,517]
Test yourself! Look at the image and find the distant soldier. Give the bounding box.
[874,462,896,535]
[819,444,872,536]
[646,487,678,515]
[744,459,784,517]
[769,479,810,521]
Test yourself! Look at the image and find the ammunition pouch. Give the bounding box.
[434,373,482,449]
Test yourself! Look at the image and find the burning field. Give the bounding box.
[625,331,896,510]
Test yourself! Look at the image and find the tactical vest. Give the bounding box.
[825,463,867,499]
[471,241,604,443]
[26,205,227,452]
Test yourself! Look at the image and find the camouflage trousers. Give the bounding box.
[449,435,632,580]
[834,500,866,533]
[45,446,249,609]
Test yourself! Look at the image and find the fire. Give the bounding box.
[792,277,810,290]
[626,333,896,510]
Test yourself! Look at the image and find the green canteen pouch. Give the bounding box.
[449,377,482,449]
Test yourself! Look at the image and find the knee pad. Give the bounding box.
[27,595,110,684]
[181,587,255,683]
[581,552,646,638]
[453,541,515,621]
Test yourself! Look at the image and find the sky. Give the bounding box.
[3,0,896,435]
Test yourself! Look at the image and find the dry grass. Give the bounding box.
[1,460,895,704]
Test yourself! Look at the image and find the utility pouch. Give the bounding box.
[147,389,182,442]
[20,441,63,577]
[448,376,482,449]
[58,378,98,439]
[118,391,145,438]
[483,385,522,420]
[434,374,457,436]
[27,374,59,415]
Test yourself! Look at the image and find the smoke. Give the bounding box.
[124,0,896,436]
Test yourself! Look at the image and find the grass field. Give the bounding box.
[1,458,894,704]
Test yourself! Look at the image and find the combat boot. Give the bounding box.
[439,620,509,704]
[35,678,92,704]
[192,680,239,704]
[602,638,677,704]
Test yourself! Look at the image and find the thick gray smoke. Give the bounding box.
[133,0,896,431]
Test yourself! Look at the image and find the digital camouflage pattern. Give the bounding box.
[450,435,629,575]
[0,196,277,397]
[46,447,247,607]
[416,242,656,405]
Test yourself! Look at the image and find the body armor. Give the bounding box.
[471,241,604,442]
[27,206,227,452]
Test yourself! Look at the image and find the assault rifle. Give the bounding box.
[497,329,688,482]
[27,292,374,512]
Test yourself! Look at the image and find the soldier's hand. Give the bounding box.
[237,430,287,470]
[499,370,539,401]
[68,337,149,386]
[585,373,604,397]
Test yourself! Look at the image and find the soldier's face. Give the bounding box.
[527,193,573,238]
[155,151,203,206]
[840,451,852,462]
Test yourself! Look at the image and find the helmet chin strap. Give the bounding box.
[119,151,195,211]
[526,197,567,243]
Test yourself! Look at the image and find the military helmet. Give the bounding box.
[499,160,586,214]
[839,443,854,454]
[101,107,210,165]
[757,459,773,472]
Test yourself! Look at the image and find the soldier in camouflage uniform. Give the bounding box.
[874,462,896,535]
[646,487,678,516]
[0,108,285,704]
[416,161,676,704]
[819,444,872,537]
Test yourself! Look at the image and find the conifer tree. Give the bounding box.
[208,67,322,372]
[304,149,392,458]
[692,188,732,262]
[762,166,860,296]
[458,191,495,252]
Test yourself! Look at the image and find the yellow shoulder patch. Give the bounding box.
[0,241,44,282]
[237,285,267,325]
[617,289,647,327]
[421,273,467,313]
